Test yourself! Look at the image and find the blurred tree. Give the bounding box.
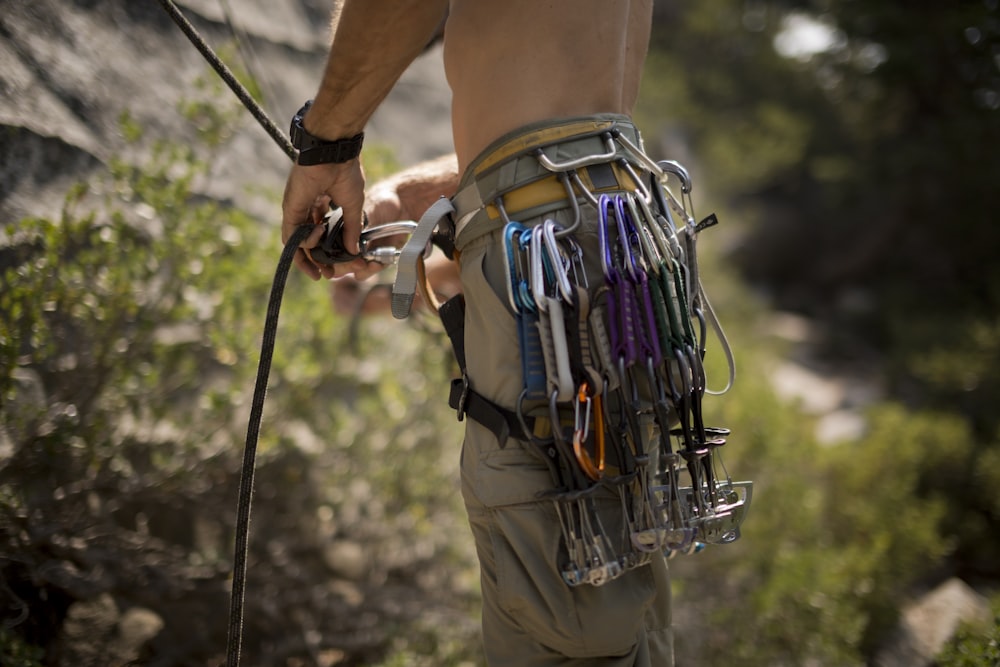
[647,0,1000,431]
[641,2,1000,663]
[642,0,1000,579]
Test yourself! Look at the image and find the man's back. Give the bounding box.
[443,0,653,172]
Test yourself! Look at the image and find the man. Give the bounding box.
[281,1,672,664]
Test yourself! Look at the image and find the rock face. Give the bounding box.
[0,0,452,226]
[874,578,993,667]
[50,594,164,667]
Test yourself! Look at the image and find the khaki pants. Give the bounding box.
[453,116,674,666]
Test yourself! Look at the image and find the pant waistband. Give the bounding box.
[452,114,648,249]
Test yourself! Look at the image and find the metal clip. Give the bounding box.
[310,212,418,265]
[535,132,617,172]
[542,219,576,302]
[572,383,605,481]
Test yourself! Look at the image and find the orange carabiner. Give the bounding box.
[573,383,605,481]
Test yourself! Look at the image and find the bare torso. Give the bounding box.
[443,0,653,173]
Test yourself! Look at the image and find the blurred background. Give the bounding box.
[1,1,998,665]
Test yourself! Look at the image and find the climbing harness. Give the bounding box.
[439,124,752,587]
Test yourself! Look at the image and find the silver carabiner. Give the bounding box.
[358,221,419,264]
[657,160,692,194]
[542,219,575,303]
[529,226,549,312]
[312,212,418,266]
[535,132,617,173]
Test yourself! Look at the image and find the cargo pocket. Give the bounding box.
[459,238,522,410]
[459,226,658,659]
[489,497,656,658]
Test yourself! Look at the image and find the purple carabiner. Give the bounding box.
[613,196,641,282]
[609,196,662,367]
[622,213,663,367]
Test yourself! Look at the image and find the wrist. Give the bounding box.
[290,100,364,166]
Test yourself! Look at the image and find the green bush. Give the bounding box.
[0,115,478,663]
[0,629,44,667]
[937,592,1000,667]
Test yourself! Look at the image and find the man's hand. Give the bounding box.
[281,160,368,280]
[327,156,463,314]
[283,153,460,286]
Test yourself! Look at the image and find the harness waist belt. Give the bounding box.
[452,114,646,250]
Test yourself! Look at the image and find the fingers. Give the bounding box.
[281,161,366,278]
[330,161,367,254]
[362,185,404,229]
[279,159,410,284]
[294,249,321,281]
[318,255,370,280]
[294,250,377,282]
[350,259,389,282]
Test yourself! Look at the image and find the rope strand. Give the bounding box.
[214,0,283,122]
[226,223,312,667]
[152,2,310,664]
[155,0,297,161]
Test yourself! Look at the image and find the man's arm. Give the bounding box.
[281,0,449,280]
[367,154,460,222]
[308,1,449,140]
[331,154,462,313]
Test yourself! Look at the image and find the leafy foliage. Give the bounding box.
[0,112,478,664]
[0,629,44,667]
[937,592,1000,667]
[639,2,1000,664]
[644,0,1000,433]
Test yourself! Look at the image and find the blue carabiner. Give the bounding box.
[503,221,536,313]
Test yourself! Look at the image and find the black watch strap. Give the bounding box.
[290,100,364,165]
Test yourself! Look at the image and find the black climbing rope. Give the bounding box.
[155,0,296,162]
[226,222,311,667]
[153,1,308,664]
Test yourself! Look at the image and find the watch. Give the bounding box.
[289,100,364,166]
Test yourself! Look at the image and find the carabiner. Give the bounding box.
[529,226,549,312]
[572,383,605,481]
[542,219,575,303]
[503,222,531,312]
[311,213,418,265]
[536,131,617,173]
[598,194,617,281]
[613,195,641,282]
[625,194,662,276]
[574,383,592,443]
[657,159,692,194]
[555,172,584,237]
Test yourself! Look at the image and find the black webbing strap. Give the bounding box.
[438,294,468,369]
[439,294,533,448]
